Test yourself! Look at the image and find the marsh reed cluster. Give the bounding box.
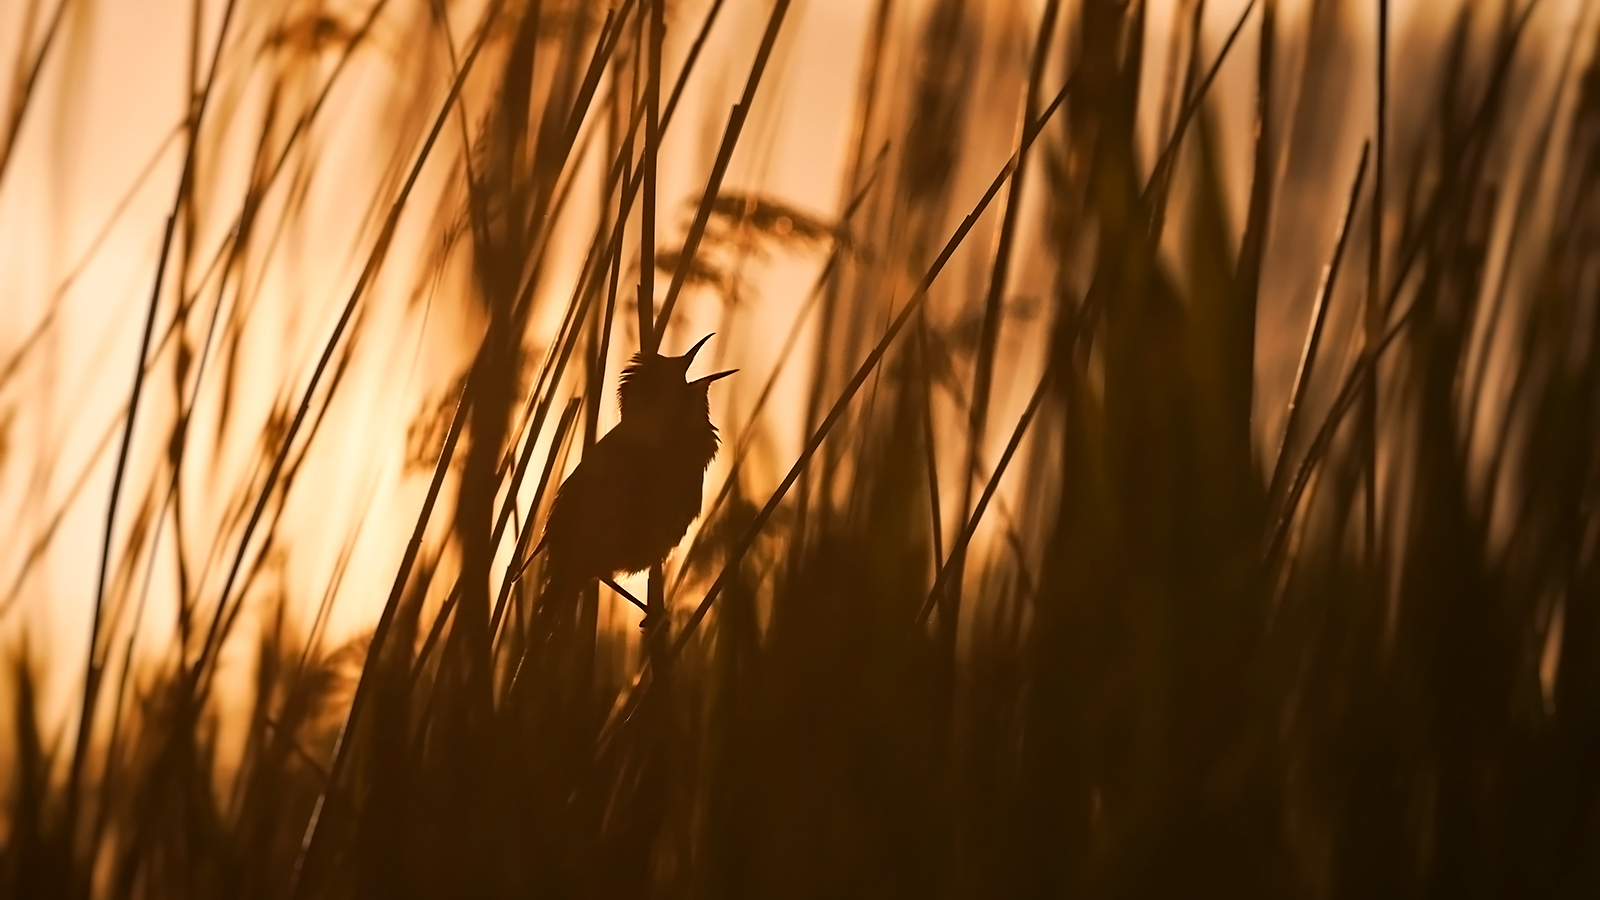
[3,0,1600,896]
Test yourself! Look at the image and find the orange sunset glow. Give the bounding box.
[3,0,1599,896]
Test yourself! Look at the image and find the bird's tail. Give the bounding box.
[535,551,586,631]
[511,535,578,625]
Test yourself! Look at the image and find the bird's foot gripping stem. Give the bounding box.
[601,577,659,631]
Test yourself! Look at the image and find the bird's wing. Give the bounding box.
[540,431,642,555]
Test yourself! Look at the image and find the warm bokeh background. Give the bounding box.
[3,0,1600,896]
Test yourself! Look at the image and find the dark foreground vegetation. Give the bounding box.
[3,0,1600,896]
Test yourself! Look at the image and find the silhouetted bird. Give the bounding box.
[533,334,734,627]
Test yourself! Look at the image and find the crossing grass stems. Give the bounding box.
[3,0,1600,896]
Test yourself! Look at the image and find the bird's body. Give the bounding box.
[535,335,733,623]
[539,422,713,590]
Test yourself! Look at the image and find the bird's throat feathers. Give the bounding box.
[615,352,724,469]
[613,405,720,468]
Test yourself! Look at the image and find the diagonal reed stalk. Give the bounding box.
[0,0,72,192]
[590,74,1081,759]
[1265,140,1369,518]
[65,0,241,877]
[650,0,792,343]
[8,0,1600,895]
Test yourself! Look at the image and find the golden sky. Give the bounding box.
[1,0,1591,725]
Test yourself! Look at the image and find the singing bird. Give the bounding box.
[533,334,735,627]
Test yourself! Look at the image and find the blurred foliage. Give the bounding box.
[3,0,1600,897]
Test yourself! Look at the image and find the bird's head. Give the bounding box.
[617,334,736,441]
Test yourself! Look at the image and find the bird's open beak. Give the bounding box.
[682,333,715,364]
[693,369,738,386]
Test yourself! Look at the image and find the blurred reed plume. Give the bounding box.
[2,0,1600,896]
